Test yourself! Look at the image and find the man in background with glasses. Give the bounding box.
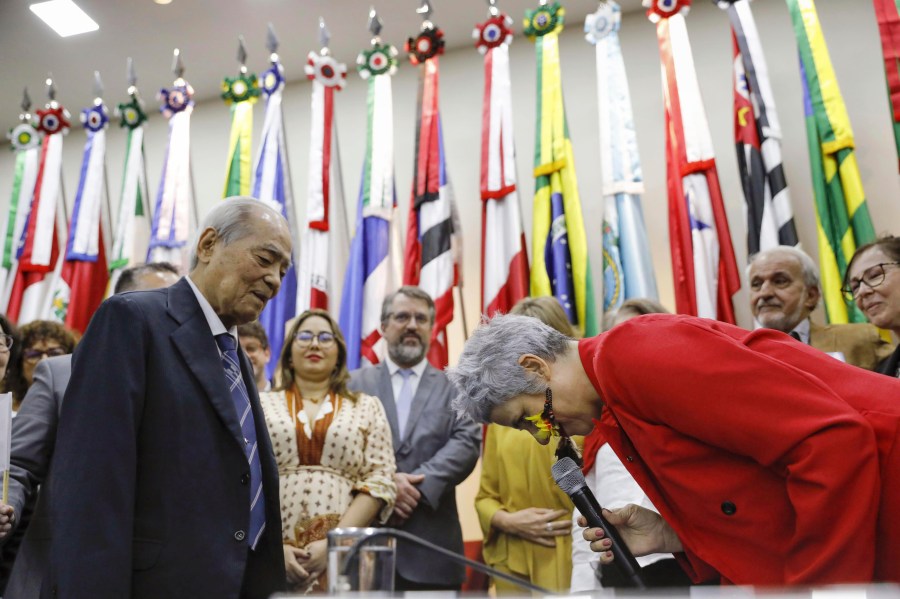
[748,245,893,370]
[349,286,481,592]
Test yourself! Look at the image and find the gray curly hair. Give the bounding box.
[446,314,572,424]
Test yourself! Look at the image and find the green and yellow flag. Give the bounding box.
[787,0,874,323]
[525,2,598,337]
[221,37,259,198]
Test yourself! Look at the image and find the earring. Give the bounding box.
[544,387,583,467]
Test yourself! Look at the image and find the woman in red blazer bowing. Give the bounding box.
[447,313,900,585]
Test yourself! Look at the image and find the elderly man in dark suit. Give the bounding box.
[45,197,291,599]
[0,262,180,599]
[349,286,481,591]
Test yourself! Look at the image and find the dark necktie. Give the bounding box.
[215,333,266,549]
[789,331,802,342]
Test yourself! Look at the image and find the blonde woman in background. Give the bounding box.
[260,309,396,593]
[475,296,577,593]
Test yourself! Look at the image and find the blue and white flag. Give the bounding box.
[253,55,299,380]
[340,39,402,370]
[586,2,658,317]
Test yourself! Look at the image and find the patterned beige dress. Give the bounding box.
[260,389,397,552]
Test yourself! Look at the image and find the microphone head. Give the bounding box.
[552,456,587,494]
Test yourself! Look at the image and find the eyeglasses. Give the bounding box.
[0,335,13,353]
[388,311,430,326]
[23,347,67,363]
[842,262,900,301]
[294,331,336,348]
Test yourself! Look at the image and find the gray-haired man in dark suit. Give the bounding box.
[349,286,481,591]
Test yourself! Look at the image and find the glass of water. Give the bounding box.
[327,527,396,594]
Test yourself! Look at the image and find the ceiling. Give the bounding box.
[0,0,644,121]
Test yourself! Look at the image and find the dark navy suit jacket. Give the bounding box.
[46,278,285,599]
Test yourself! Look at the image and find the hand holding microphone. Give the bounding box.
[578,503,683,563]
[552,457,647,589]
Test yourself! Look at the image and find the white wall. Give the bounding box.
[2,0,897,362]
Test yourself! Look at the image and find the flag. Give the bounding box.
[339,39,403,370]
[0,110,41,312]
[253,49,299,381]
[474,11,529,317]
[873,0,900,171]
[787,0,874,323]
[718,0,798,256]
[297,50,350,313]
[221,51,259,198]
[7,97,70,325]
[402,24,461,369]
[51,100,110,332]
[645,0,740,322]
[108,94,150,296]
[585,1,658,317]
[148,77,193,271]
[525,2,598,336]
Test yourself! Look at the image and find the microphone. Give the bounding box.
[341,528,553,594]
[552,456,646,589]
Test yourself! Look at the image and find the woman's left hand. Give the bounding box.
[297,538,329,588]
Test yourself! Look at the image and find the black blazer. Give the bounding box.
[46,279,285,599]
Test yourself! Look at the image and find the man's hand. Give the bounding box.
[0,504,15,540]
[579,504,682,563]
[283,544,310,587]
[391,472,425,523]
[492,507,571,547]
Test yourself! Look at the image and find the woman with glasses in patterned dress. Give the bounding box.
[259,309,397,593]
[845,236,900,378]
[4,321,75,413]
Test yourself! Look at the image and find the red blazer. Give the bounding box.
[580,314,900,585]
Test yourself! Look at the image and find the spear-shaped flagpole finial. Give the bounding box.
[46,74,57,105]
[487,0,499,16]
[93,70,104,102]
[126,57,138,96]
[21,87,32,116]
[318,17,331,55]
[417,0,434,29]
[172,48,185,80]
[266,22,279,61]
[237,35,248,74]
[367,6,383,41]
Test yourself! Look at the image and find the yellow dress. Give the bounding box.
[475,424,574,593]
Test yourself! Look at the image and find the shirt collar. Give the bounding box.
[385,354,428,379]
[185,275,238,342]
[789,318,811,344]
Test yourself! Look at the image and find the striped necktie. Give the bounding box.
[215,333,266,549]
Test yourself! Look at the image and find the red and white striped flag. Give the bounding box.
[7,88,70,325]
[403,21,461,369]
[298,39,350,313]
[474,11,529,317]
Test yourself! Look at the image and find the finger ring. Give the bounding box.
[545,522,553,531]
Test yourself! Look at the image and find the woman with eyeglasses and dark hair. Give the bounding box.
[844,236,900,378]
[0,314,20,387]
[5,321,75,412]
[259,309,396,593]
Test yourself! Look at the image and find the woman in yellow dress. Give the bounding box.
[475,297,576,593]
[260,309,396,593]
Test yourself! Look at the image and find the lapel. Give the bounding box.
[167,279,246,450]
[375,363,401,452]
[401,363,436,444]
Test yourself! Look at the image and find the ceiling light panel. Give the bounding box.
[30,0,99,38]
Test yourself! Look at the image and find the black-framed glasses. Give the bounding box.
[0,334,13,353]
[842,262,900,301]
[389,311,430,326]
[294,330,336,348]
[23,347,66,363]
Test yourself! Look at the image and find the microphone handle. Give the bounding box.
[572,487,646,589]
